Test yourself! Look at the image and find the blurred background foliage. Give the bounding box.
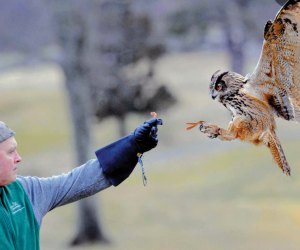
[1,0,300,249]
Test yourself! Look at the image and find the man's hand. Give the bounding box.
[133,118,163,153]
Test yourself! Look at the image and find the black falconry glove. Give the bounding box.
[95,118,163,186]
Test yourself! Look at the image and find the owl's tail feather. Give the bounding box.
[266,132,291,176]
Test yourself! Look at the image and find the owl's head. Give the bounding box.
[209,70,246,102]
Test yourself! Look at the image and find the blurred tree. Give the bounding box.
[0,0,175,246]
[89,1,176,136]
[218,0,247,73]
[167,0,279,74]
[48,0,176,245]
[48,1,110,246]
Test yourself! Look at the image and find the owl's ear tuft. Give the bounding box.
[211,70,221,81]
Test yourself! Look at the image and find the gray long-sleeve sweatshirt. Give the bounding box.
[17,159,112,226]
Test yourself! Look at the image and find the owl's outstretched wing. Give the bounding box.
[248,0,300,121]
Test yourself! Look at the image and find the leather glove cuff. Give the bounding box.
[95,135,138,186]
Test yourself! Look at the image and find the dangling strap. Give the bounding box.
[137,153,147,186]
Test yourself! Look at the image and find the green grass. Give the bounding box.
[1,52,300,250]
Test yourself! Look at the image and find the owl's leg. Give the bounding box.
[264,131,291,176]
[199,122,237,141]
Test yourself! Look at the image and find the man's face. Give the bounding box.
[0,137,22,186]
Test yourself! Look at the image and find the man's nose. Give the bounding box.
[15,152,22,163]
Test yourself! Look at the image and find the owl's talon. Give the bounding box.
[199,122,220,139]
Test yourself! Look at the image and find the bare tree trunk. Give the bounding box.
[62,66,109,245]
[220,1,246,74]
[49,1,110,246]
[63,77,107,245]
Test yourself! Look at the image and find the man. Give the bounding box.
[0,118,162,249]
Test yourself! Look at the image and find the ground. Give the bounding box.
[1,51,300,250]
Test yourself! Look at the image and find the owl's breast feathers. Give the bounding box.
[220,87,276,139]
[221,89,272,120]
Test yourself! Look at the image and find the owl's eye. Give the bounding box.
[215,82,223,91]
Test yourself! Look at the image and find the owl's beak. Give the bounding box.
[211,93,217,100]
[209,89,216,100]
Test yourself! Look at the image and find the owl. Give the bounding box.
[187,0,300,175]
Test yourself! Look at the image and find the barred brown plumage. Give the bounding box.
[187,0,300,176]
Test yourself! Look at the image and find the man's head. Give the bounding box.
[0,122,21,186]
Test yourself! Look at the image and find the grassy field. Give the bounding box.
[1,52,300,250]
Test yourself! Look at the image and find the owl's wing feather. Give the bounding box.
[248,0,300,122]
